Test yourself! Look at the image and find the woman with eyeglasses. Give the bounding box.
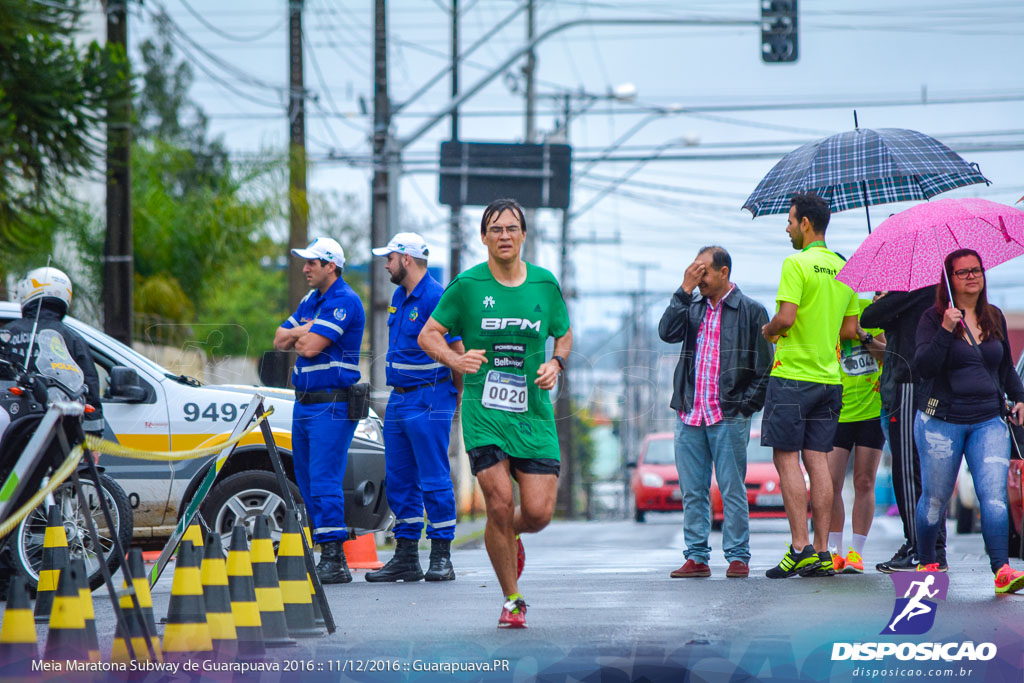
[912,248,1024,592]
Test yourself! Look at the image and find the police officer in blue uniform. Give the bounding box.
[273,237,365,584]
[366,233,462,582]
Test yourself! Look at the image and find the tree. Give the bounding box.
[0,0,129,291]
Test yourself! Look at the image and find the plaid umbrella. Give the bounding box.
[743,127,989,230]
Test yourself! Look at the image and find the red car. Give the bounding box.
[630,426,809,525]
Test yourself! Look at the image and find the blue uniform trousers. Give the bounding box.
[291,400,357,543]
[383,383,458,540]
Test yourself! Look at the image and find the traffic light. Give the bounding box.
[761,0,798,63]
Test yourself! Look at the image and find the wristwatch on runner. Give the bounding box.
[859,332,873,346]
[551,355,566,373]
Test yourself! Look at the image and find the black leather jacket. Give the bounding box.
[659,285,773,418]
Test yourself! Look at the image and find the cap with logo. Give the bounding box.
[371,232,429,260]
[291,237,345,268]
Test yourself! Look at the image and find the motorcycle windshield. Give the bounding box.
[33,329,84,400]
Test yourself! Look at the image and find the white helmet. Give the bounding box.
[17,267,73,315]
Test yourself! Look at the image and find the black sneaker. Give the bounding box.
[876,542,918,574]
[766,544,820,579]
[800,550,836,577]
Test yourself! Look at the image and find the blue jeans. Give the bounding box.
[674,416,752,564]
[914,413,1010,572]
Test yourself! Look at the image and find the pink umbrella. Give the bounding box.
[836,198,1024,292]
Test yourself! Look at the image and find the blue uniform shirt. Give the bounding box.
[386,272,456,387]
[282,277,365,392]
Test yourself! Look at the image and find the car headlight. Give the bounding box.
[355,416,383,443]
[641,472,665,487]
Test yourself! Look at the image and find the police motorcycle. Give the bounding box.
[0,329,133,591]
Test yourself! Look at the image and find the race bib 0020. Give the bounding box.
[481,370,527,413]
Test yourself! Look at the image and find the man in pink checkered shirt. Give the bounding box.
[659,246,773,579]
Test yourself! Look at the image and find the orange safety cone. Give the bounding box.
[344,533,384,570]
[43,561,89,662]
[276,515,322,638]
[298,506,325,628]
[250,515,296,648]
[69,558,100,663]
[201,533,238,660]
[162,541,213,662]
[34,504,70,622]
[0,576,37,675]
[227,525,266,658]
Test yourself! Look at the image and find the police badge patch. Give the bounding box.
[334,308,347,321]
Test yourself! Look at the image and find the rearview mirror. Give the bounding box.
[109,366,148,402]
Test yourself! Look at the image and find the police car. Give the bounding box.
[0,302,391,545]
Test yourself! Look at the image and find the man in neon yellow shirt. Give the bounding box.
[760,192,859,579]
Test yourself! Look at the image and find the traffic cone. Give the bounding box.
[276,515,322,638]
[162,541,213,662]
[112,547,161,663]
[69,558,100,663]
[201,532,238,660]
[250,515,296,648]
[227,525,265,657]
[34,504,70,622]
[43,560,89,661]
[182,520,205,550]
[298,506,325,628]
[344,533,384,569]
[0,577,37,674]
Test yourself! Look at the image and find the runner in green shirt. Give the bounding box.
[418,198,572,629]
[827,297,888,575]
[760,192,859,579]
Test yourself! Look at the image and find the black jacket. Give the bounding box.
[0,302,105,432]
[861,287,933,408]
[659,285,773,418]
[913,306,1024,421]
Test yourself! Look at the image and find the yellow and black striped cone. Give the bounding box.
[277,515,322,638]
[227,525,265,657]
[299,505,325,628]
[201,532,238,660]
[43,560,89,662]
[69,558,100,663]
[182,520,205,550]
[34,504,70,623]
[0,576,37,674]
[111,548,162,663]
[162,541,213,662]
[251,515,296,647]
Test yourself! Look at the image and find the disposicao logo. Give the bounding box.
[883,572,948,635]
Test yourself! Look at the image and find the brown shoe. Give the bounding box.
[726,560,749,578]
[670,559,711,578]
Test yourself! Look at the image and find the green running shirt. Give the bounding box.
[838,298,883,423]
[430,262,570,460]
[771,245,858,385]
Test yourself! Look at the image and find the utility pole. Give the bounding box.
[522,0,538,264]
[103,0,132,345]
[369,0,391,398]
[555,93,575,519]
[448,0,462,278]
[287,0,307,313]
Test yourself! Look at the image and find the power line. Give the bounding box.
[178,0,287,42]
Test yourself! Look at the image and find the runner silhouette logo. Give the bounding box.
[882,573,949,635]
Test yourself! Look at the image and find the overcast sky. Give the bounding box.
[89,0,1024,332]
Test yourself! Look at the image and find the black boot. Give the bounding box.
[365,538,423,583]
[316,540,352,584]
[424,539,455,582]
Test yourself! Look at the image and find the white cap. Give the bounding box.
[371,232,429,260]
[291,237,345,268]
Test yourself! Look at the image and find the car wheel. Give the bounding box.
[634,504,646,523]
[955,499,976,534]
[200,471,302,551]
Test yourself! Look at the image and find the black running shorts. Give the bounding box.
[833,417,886,451]
[761,377,843,453]
[468,444,560,477]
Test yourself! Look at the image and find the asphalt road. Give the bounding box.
[6,514,1024,681]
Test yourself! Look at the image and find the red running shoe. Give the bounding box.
[498,597,528,628]
[516,535,525,579]
[994,564,1024,594]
